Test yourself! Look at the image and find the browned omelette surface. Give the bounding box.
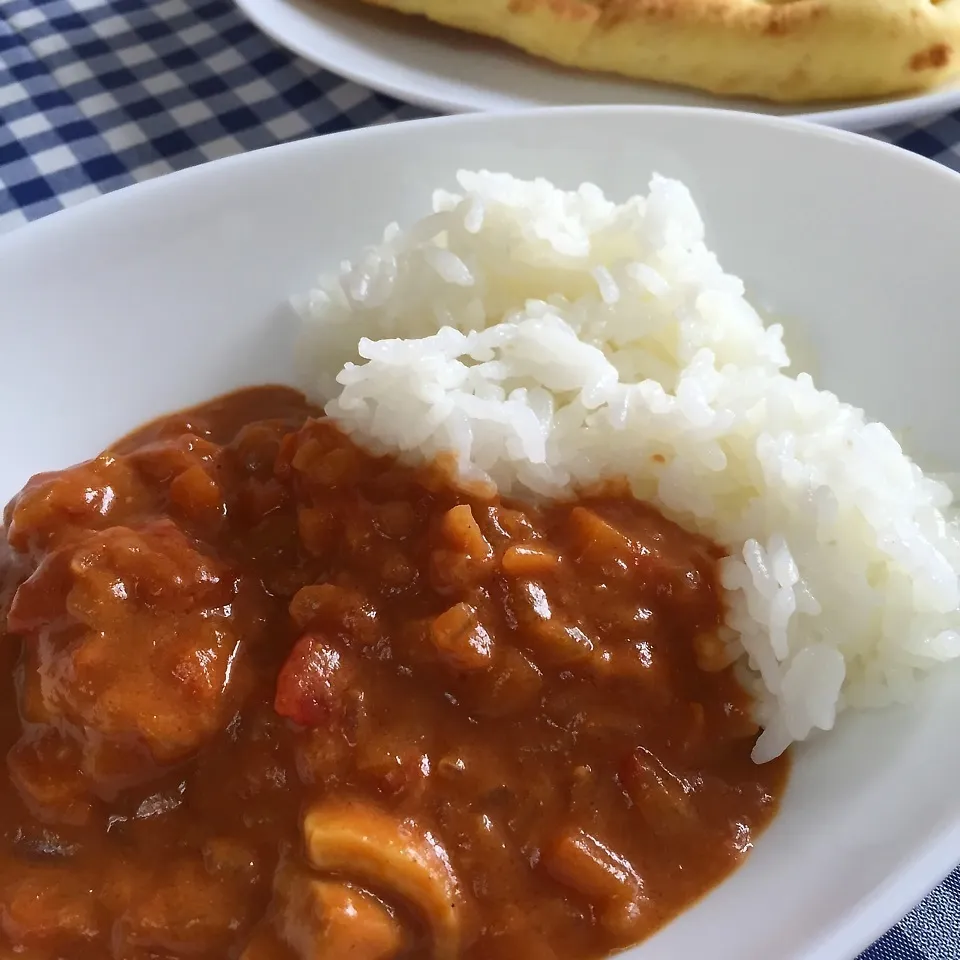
[338,0,960,102]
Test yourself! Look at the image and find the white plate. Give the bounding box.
[235,0,960,130]
[3,107,960,959]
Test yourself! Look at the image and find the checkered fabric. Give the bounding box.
[2,2,960,957]
[0,0,429,230]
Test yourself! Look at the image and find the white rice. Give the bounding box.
[297,170,960,763]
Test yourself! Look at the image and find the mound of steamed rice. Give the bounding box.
[297,170,960,763]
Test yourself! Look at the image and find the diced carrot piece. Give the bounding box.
[567,507,634,564]
[543,826,642,904]
[501,544,560,577]
[431,603,494,671]
[441,506,493,561]
[169,465,225,523]
[297,507,338,557]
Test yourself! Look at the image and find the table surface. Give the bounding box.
[2,1,960,956]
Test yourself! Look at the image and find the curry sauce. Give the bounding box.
[0,386,788,960]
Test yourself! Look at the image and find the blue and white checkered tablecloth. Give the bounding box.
[1,1,960,957]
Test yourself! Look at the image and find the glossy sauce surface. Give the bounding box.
[0,386,788,960]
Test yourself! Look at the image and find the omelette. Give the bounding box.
[346,0,960,102]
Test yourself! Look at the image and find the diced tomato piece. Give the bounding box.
[274,635,352,728]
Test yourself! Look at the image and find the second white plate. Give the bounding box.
[235,0,960,130]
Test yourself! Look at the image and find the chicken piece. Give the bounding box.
[112,859,247,957]
[4,454,146,556]
[8,520,251,799]
[275,865,405,960]
[303,800,467,960]
[6,730,92,826]
[0,865,100,948]
[0,538,27,613]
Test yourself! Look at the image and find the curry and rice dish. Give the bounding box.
[0,385,786,960]
[4,169,960,959]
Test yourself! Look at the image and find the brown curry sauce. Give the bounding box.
[0,386,788,960]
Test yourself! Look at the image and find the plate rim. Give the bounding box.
[233,0,960,131]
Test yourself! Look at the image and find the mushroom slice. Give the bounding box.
[303,800,466,959]
[280,874,404,960]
